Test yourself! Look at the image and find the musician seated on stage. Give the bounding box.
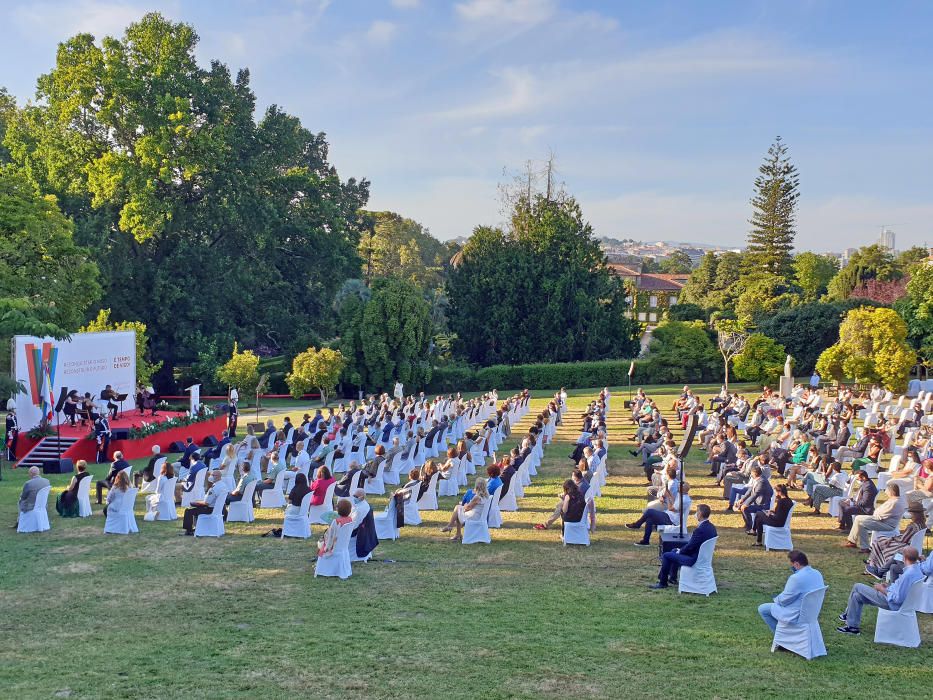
[101,384,119,420]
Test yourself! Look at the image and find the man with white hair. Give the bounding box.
[135,445,163,488]
[13,466,50,527]
[96,451,130,505]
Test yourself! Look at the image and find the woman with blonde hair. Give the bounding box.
[104,469,130,517]
[441,477,488,541]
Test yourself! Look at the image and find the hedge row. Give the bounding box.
[425,359,648,393]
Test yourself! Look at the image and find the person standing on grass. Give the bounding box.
[757,550,824,633]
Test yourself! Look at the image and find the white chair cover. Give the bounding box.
[874,580,924,647]
[374,496,400,540]
[561,518,590,546]
[259,469,287,509]
[771,586,828,659]
[416,472,440,511]
[403,489,422,526]
[17,485,51,533]
[180,469,208,508]
[281,492,313,539]
[487,486,503,528]
[77,476,93,517]
[193,496,226,537]
[917,576,933,615]
[145,476,178,521]
[227,481,257,523]
[315,522,353,579]
[308,481,338,525]
[104,488,139,534]
[364,459,387,495]
[678,536,718,596]
[462,496,494,545]
[763,503,795,551]
[497,483,518,512]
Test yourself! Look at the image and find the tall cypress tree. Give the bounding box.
[746,137,799,280]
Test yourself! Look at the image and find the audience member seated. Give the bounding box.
[844,483,906,552]
[226,463,256,503]
[836,547,923,635]
[626,483,692,546]
[317,498,354,557]
[96,451,130,505]
[350,489,378,560]
[441,477,489,542]
[737,466,774,531]
[751,484,793,545]
[533,479,585,531]
[103,470,131,517]
[56,460,91,517]
[180,470,228,536]
[650,504,717,589]
[176,454,208,503]
[13,467,51,528]
[758,550,824,632]
[308,466,336,506]
[485,465,502,496]
[134,445,163,488]
[864,503,927,579]
[837,470,877,531]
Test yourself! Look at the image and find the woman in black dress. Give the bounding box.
[56,460,91,517]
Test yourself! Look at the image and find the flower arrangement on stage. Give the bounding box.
[126,405,218,439]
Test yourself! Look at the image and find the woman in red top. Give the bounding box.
[309,466,336,506]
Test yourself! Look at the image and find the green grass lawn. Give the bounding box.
[1,384,930,699]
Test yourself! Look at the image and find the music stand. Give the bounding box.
[115,393,128,418]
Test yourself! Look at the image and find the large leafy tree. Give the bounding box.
[359,211,449,291]
[3,13,368,389]
[826,244,899,300]
[733,333,787,384]
[745,137,799,281]
[681,251,743,312]
[447,194,639,365]
[816,306,915,390]
[340,277,432,391]
[895,264,933,365]
[644,321,720,383]
[757,299,879,374]
[793,252,838,302]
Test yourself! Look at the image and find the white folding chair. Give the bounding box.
[314,522,353,579]
[104,488,139,534]
[416,472,440,511]
[874,580,924,647]
[374,496,400,540]
[259,469,287,509]
[364,460,387,495]
[144,476,178,521]
[180,469,208,508]
[308,481,338,525]
[227,481,257,523]
[678,537,718,596]
[193,497,226,537]
[281,492,313,539]
[561,517,591,546]
[462,497,494,545]
[17,486,51,533]
[763,503,795,551]
[771,586,828,659]
[77,476,93,518]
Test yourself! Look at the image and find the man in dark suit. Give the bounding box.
[96,451,130,504]
[739,466,774,531]
[839,470,877,531]
[259,420,276,449]
[707,434,737,477]
[650,504,717,589]
[178,437,199,473]
[208,431,230,461]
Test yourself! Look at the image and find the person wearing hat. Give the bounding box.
[5,406,18,462]
[863,502,927,579]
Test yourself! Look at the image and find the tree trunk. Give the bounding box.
[724,359,730,391]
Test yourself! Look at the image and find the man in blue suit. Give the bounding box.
[649,504,717,589]
[758,550,825,632]
[208,431,230,461]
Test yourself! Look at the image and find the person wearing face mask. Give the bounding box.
[349,489,378,561]
[757,550,824,633]
[180,470,229,536]
[649,504,717,589]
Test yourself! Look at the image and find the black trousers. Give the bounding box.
[183,504,213,532]
[96,480,112,504]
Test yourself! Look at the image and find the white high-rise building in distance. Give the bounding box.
[879,227,895,251]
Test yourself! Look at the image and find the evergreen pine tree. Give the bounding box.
[746,137,799,280]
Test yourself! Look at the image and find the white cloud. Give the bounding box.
[430,66,537,121]
[366,20,398,45]
[391,0,421,8]
[455,0,556,25]
[11,0,163,39]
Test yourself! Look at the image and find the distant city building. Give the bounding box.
[879,228,895,251]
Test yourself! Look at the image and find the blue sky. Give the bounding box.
[1,0,932,251]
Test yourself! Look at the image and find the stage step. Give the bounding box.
[18,436,80,469]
